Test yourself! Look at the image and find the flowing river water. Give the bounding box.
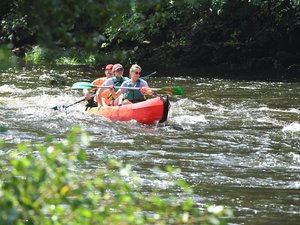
[1,65,300,225]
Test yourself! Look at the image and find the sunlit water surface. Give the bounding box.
[1,66,300,225]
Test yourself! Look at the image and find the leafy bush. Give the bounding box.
[24,45,51,64]
[0,127,233,225]
[0,45,17,70]
[24,45,128,66]
[105,1,182,47]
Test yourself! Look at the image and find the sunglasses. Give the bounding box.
[133,71,141,75]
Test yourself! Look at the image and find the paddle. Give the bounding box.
[71,82,184,95]
[51,94,96,110]
[142,71,156,79]
[51,72,157,110]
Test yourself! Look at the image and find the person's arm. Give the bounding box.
[140,80,153,95]
[83,88,96,100]
[97,79,111,107]
[85,78,103,100]
[118,93,124,106]
[111,80,127,100]
[110,88,122,99]
[96,88,103,107]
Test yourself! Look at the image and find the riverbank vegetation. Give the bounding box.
[0,128,233,224]
[1,0,300,79]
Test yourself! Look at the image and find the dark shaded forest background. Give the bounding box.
[1,0,300,80]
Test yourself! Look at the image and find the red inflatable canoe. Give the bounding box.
[86,96,170,124]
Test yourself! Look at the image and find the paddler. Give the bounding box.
[84,64,114,107]
[110,64,153,106]
[96,63,129,107]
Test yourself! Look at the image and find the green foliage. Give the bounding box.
[24,45,128,66]
[1,0,116,49]
[0,127,233,225]
[24,46,52,64]
[104,1,181,46]
[24,46,92,65]
[0,45,17,70]
[0,10,35,46]
[2,0,300,72]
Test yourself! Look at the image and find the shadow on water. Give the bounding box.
[147,64,300,83]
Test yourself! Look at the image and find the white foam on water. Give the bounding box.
[282,122,300,132]
[288,108,300,114]
[286,181,300,189]
[173,77,188,81]
[39,73,52,81]
[288,152,300,163]
[239,86,260,90]
[0,84,24,94]
[256,107,300,115]
[171,115,207,125]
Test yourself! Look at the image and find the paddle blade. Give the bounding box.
[71,82,96,89]
[160,86,184,95]
[51,105,67,111]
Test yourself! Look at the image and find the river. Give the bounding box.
[1,65,300,225]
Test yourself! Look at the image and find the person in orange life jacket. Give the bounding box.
[110,64,153,105]
[96,63,129,107]
[84,64,114,107]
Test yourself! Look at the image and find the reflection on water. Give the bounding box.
[1,66,300,225]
